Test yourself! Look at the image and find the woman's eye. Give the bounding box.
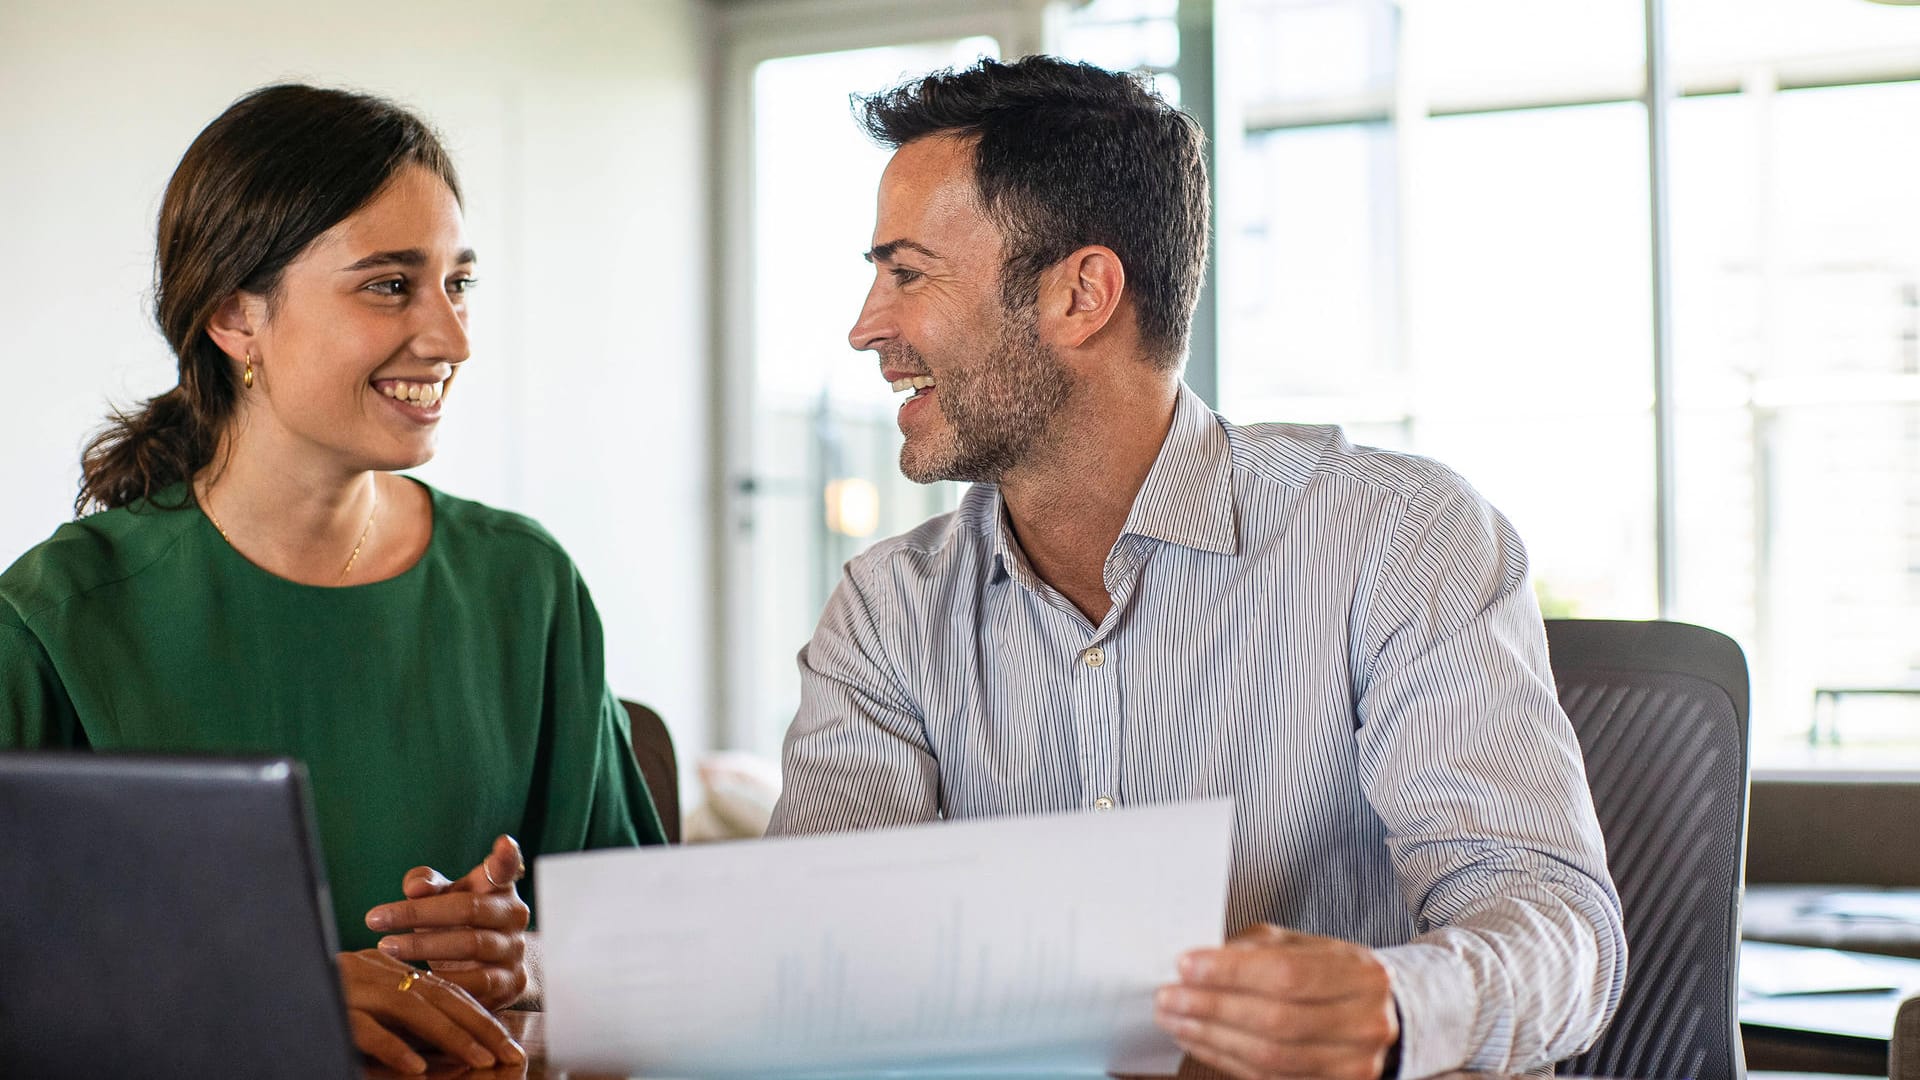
[449,276,480,295]
[366,279,407,297]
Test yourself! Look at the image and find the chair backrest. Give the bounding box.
[620,698,680,843]
[1894,994,1920,1080]
[1547,619,1751,1080]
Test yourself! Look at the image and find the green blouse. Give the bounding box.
[0,481,664,951]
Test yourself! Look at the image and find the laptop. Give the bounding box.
[0,753,358,1079]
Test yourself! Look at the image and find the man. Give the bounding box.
[767,56,1624,1080]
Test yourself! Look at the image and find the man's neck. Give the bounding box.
[998,378,1180,625]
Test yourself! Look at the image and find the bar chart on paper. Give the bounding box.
[538,800,1235,1078]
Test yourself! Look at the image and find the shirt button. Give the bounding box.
[1094,796,1115,811]
[1082,646,1106,668]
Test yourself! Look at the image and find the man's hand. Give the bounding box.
[337,948,525,1074]
[1154,925,1399,1080]
[365,835,531,1010]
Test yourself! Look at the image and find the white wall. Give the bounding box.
[0,1,716,760]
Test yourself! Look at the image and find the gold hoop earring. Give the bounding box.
[242,353,255,390]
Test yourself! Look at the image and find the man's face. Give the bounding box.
[849,136,1074,485]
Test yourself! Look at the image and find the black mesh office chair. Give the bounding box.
[1548,619,1751,1080]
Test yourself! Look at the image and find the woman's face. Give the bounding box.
[240,165,475,475]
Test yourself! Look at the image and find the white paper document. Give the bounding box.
[539,799,1235,1078]
[1739,940,1904,997]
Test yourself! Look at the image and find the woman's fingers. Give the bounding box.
[338,950,526,1069]
[378,928,523,965]
[401,865,454,900]
[348,1010,426,1075]
[467,834,525,893]
[402,972,526,1066]
[431,964,526,1010]
[368,890,530,934]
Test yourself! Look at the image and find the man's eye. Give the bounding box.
[449,276,480,295]
[890,268,922,285]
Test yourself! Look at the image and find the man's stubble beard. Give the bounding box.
[898,304,1076,485]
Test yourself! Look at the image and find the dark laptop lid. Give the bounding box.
[0,753,358,1079]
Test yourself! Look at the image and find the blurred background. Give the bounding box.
[4,0,1918,782]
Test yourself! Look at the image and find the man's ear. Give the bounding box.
[204,291,265,363]
[1039,246,1125,350]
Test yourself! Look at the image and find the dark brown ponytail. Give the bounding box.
[76,84,462,514]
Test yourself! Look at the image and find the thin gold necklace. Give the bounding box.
[199,482,379,584]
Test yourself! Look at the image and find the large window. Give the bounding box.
[1226,2,1659,626]
[1221,0,1920,765]
[1669,76,1920,761]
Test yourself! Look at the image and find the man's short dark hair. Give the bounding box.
[858,55,1209,371]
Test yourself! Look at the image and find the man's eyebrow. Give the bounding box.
[338,248,479,272]
[862,239,942,264]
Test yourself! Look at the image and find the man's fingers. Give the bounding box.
[1177,947,1328,1000]
[378,928,523,965]
[1165,1013,1384,1080]
[1178,942,1388,1004]
[348,1011,426,1075]
[1225,923,1304,948]
[367,891,529,933]
[1157,986,1396,1047]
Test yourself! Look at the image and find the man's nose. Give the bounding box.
[849,278,891,353]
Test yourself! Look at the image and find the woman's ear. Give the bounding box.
[204,291,265,364]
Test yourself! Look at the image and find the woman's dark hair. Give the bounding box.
[77,83,462,514]
[857,56,1209,370]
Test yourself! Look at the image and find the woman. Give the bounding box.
[0,84,664,1073]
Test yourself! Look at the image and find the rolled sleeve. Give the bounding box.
[1356,477,1627,1074]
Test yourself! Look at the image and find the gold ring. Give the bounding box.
[484,859,528,888]
[398,969,423,992]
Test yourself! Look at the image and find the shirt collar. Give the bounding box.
[1118,382,1239,556]
[985,382,1238,581]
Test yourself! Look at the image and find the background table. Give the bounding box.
[1739,939,1920,1074]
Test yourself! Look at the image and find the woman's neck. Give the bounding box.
[194,432,385,587]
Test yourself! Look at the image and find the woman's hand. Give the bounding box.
[365,835,532,1010]
[338,948,526,1074]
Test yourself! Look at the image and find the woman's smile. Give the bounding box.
[373,375,449,422]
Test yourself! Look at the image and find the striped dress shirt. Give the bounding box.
[768,384,1626,1077]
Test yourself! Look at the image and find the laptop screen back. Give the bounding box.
[0,753,358,1079]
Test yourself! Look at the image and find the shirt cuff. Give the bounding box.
[1373,941,1478,1079]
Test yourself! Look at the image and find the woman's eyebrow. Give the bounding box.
[338,247,478,272]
